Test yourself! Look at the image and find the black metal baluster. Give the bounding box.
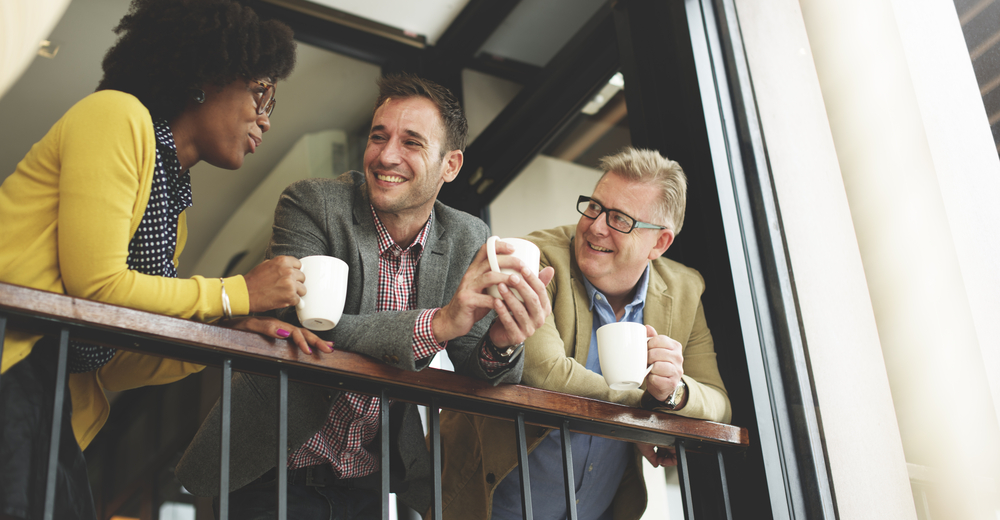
[515,412,533,520]
[676,441,695,520]
[42,328,69,520]
[430,397,442,520]
[380,389,390,520]
[717,449,733,520]
[560,421,578,520]
[0,314,7,388]
[277,369,288,520]
[218,358,232,520]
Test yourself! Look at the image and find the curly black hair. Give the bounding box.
[97,0,296,120]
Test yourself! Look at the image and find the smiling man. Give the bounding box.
[176,73,553,520]
[438,148,731,520]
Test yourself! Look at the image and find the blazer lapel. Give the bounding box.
[644,266,674,338]
[417,211,449,310]
[352,182,380,314]
[569,237,594,364]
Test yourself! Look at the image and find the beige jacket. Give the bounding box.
[437,225,731,520]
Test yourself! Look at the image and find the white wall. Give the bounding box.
[489,154,602,238]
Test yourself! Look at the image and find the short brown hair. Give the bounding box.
[598,147,688,234]
[374,73,468,154]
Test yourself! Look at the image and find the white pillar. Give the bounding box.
[798,0,1000,517]
[733,0,917,518]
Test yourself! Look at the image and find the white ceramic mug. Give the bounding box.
[295,255,349,331]
[596,322,653,390]
[486,236,540,302]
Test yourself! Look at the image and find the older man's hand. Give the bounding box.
[636,443,678,467]
[645,324,684,402]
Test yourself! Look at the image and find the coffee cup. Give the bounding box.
[486,236,540,302]
[596,322,653,390]
[295,255,349,331]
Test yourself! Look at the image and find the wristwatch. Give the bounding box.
[489,341,524,359]
[664,380,687,410]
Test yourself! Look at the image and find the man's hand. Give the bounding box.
[432,241,553,345]
[636,443,678,468]
[244,256,306,313]
[487,265,554,348]
[645,324,684,402]
[223,316,334,355]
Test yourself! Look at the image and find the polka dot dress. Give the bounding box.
[67,119,192,373]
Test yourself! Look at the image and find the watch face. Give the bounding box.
[666,381,686,408]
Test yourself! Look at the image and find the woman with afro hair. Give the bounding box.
[0,1,330,518]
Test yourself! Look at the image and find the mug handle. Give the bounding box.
[486,236,501,273]
[296,270,307,311]
[643,335,655,378]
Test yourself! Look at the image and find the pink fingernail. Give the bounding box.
[277,329,290,338]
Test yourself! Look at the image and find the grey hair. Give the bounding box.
[597,147,688,234]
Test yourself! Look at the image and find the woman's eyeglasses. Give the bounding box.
[251,80,276,117]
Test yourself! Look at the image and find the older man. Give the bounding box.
[439,147,731,520]
[176,73,553,519]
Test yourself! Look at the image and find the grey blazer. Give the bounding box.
[175,172,522,512]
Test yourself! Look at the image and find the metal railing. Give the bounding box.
[0,282,749,519]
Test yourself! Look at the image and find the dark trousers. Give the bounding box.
[0,340,97,520]
[217,466,381,520]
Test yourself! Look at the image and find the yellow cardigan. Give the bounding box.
[0,90,250,449]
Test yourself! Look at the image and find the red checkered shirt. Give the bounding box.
[287,206,443,476]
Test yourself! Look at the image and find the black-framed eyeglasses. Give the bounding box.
[251,79,276,117]
[576,195,667,234]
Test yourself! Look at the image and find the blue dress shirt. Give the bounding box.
[491,266,652,520]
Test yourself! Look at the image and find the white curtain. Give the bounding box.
[0,0,71,100]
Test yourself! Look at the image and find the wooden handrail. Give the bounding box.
[0,282,748,451]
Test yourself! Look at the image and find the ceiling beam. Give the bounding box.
[245,0,423,67]
[434,0,522,64]
[465,53,542,85]
[437,2,620,214]
[383,0,526,103]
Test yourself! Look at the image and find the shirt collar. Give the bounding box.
[582,263,652,314]
[153,120,180,162]
[370,205,433,259]
[152,119,192,208]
